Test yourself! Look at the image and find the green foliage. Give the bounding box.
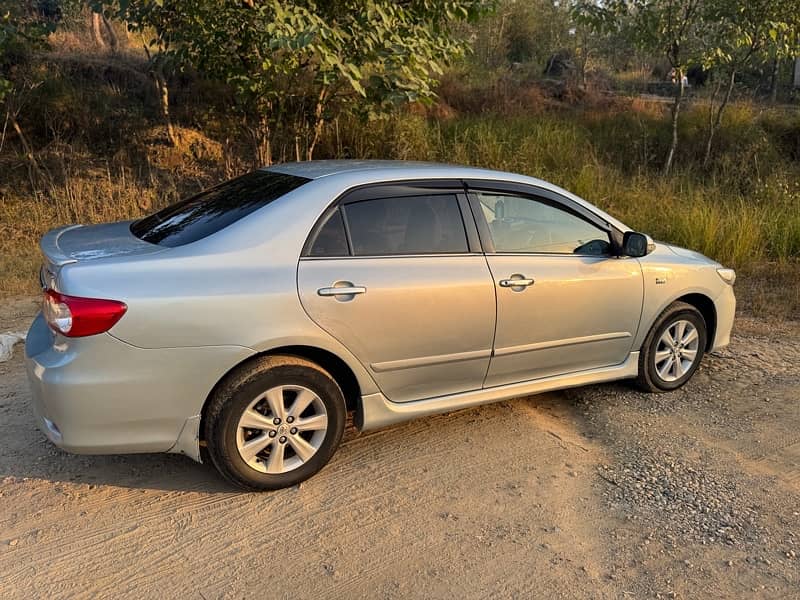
[573,0,710,175]
[700,0,800,70]
[319,100,800,269]
[466,0,567,68]
[573,0,705,71]
[0,2,54,104]
[433,113,798,269]
[102,0,496,163]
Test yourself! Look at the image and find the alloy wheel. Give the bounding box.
[653,319,700,382]
[235,385,329,474]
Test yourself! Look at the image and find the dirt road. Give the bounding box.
[1,297,798,599]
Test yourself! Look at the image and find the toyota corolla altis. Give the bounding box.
[26,161,735,490]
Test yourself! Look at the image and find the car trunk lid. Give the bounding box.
[40,222,165,288]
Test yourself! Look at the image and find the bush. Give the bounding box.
[2,41,799,299]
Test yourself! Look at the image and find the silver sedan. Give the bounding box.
[25,161,736,490]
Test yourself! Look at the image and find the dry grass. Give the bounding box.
[0,123,228,296]
[735,262,800,322]
[0,170,163,296]
[1,52,798,319]
[326,108,800,273]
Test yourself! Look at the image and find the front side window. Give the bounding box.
[131,171,309,247]
[477,193,610,255]
[343,195,469,256]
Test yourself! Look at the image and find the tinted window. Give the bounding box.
[344,195,468,256]
[131,171,309,247]
[308,208,349,257]
[478,193,610,255]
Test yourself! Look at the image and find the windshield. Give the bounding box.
[131,171,309,247]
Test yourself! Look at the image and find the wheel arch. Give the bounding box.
[674,292,717,351]
[198,345,363,444]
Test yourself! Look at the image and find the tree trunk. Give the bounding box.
[769,57,780,103]
[91,13,105,49]
[142,42,176,147]
[101,14,119,54]
[306,87,328,161]
[252,114,272,167]
[663,70,684,177]
[154,70,177,147]
[495,12,508,67]
[10,113,43,188]
[703,68,736,168]
[704,76,722,163]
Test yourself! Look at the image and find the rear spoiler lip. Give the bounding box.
[40,224,84,267]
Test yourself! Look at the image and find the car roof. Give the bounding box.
[265,159,509,180]
[265,160,630,233]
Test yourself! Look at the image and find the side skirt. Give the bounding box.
[356,352,639,431]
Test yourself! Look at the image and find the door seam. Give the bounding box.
[480,252,499,389]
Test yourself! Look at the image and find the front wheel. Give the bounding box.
[635,301,707,393]
[204,355,346,491]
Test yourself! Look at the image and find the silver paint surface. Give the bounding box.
[25,160,736,459]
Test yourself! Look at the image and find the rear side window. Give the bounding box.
[343,195,468,256]
[308,208,349,257]
[131,171,309,247]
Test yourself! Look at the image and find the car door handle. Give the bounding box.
[499,277,535,288]
[318,286,366,296]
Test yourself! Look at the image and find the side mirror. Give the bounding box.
[622,231,655,257]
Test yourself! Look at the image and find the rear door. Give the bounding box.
[297,184,496,403]
[469,185,644,387]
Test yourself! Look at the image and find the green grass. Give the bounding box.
[2,96,799,300]
[326,107,800,271]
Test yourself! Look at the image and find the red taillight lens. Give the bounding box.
[43,290,127,337]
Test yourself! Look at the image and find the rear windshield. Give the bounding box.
[130,171,309,247]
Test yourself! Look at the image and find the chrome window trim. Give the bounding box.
[299,252,615,261]
[299,253,485,261]
[482,252,613,259]
[465,180,626,253]
[464,180,613,231]
[467,188,620,257]
[301,177,626,259]
[302,180,478,258]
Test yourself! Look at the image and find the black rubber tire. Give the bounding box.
[204,355,346,491]
[635,301,707,393]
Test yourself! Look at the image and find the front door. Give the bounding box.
[298,190,496,403]
[471,190,644,387]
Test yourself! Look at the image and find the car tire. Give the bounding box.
[635,301,707,393]
[204,355,346,491]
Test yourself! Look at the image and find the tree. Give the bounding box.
[90,10,117,52]
[107,0,495,165]
[575,0,705,176]
[499,1,570,68]
[700,0,800,167]
[91,0,183,146]
[0,1,54,186]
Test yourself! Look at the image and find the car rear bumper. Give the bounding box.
[25,312,253,457]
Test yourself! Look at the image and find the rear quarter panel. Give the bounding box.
[55,179,381,396]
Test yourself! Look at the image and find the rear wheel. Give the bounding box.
[204,355,346,491]
[636,301,707,393]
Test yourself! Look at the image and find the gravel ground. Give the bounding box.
[567,316,800,597]
[1,297,799,598]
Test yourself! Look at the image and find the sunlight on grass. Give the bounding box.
[2,102,799,298]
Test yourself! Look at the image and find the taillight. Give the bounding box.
[43,290,127,337]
